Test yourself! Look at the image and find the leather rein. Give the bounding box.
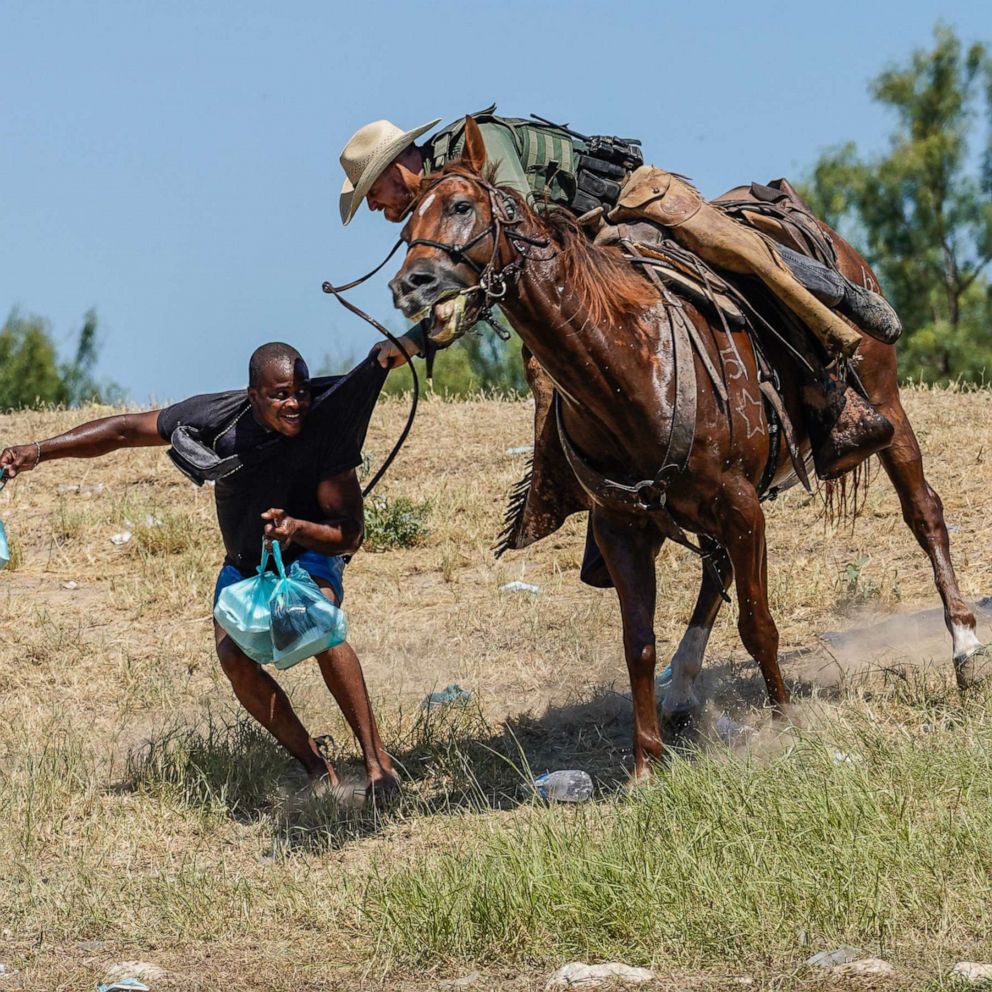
[321,241,420,498]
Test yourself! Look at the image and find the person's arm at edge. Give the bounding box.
[260,467,364,557]
[0,411,167,477]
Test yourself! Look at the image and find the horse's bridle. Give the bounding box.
[404,173,553,334]
[317,172,550,490]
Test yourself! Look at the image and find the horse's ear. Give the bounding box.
[461,116,487,174]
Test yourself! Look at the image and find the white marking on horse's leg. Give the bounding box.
[664,624,709,715]
[952,622,983,661]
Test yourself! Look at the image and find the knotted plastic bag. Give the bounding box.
[268,541,347,670]
[213,544,279,663]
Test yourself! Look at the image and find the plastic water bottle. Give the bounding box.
[532,770,594,803]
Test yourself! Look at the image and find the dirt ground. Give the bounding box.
[1,386,990,990]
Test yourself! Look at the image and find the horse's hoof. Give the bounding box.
[625,766,657,792]
[362,773,402,809]
[955,645,992,690]
[662,697,702,736]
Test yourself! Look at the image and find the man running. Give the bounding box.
[0,343,397,801]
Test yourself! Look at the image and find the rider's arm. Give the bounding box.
[0,411,167,477]
[478,123,531,201]
[261,468,364,557]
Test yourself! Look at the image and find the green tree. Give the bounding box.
[322,312,528,399]
[0,311,66,409]
[802,25,992,382]
[408,317,527,399]
[0,309,122,410]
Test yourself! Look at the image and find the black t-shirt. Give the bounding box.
[157,356,388,571]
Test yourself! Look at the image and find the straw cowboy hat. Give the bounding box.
[339,117,441,225]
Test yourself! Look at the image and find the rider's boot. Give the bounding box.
[835,280,902,345]
[774,244,903,346]
[802,374,894,480]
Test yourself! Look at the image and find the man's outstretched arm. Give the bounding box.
[0,411,167,477]
[261,468,365,557]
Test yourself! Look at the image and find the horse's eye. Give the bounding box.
[453,201,473,215]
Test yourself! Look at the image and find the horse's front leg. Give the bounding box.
[663,538,733,730]
[592,509,665,780]
[715,479,790,710]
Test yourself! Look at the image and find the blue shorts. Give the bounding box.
[213,551,346,608]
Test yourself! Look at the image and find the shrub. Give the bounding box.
[363,495,430,551]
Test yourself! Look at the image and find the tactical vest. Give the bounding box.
[425,107,644,217]
[424,104,582,208]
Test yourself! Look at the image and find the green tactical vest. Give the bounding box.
[423,104,584,207]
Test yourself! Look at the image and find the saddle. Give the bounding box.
[713,178,838,266]
[494,179,842,569]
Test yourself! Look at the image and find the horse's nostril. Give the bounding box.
[409,271,437,289]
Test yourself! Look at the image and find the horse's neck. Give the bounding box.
[502,258,673,456]
[504,259,628,399]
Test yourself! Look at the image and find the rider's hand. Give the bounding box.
[0,443,40,478]
[370,333,419,369]
[261,507,299,547]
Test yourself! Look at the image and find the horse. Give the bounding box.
[388,116,988,779]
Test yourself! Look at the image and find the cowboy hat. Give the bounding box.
[339,117,441,225]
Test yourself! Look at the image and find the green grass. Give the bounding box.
[360,696,992,972]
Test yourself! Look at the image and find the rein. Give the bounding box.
[321,249,420,498]
[318,175,550,494]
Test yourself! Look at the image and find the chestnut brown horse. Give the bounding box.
[389,117,987,778]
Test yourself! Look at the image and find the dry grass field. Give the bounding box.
[1,387,992,991]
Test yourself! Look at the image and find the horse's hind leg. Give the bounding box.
[717,480,790,709]
[872,390,988,686]
[663,538,733,729]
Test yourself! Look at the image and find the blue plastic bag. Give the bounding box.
[0,469,10,570]
[213,544,279,663]
[268,541,348,670]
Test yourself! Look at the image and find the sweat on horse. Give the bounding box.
[389,116,988,780]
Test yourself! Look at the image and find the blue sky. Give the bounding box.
[2,0,988,404]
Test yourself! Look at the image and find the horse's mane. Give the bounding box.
[416,163,657,328]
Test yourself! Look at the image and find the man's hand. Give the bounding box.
[370,332,420,369]
[261,508,299,547]
[0,443,40,478]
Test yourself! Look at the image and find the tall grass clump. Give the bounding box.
[126,713,288,818]
[360,708,992,969]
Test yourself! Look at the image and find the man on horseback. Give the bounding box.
[337,106,900,480]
